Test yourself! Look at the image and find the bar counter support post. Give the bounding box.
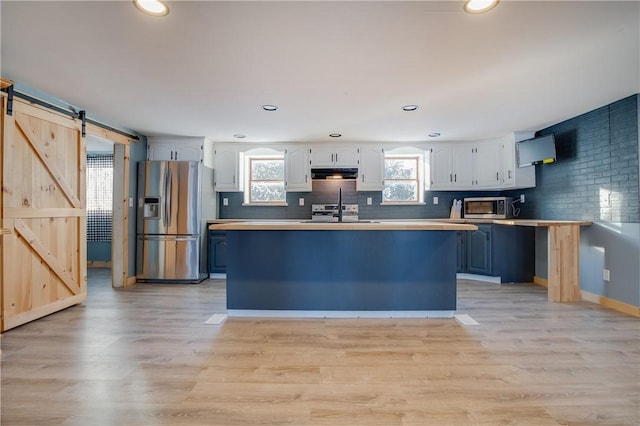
[547,224,581,302]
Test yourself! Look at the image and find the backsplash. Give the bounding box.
[218,179,512,220]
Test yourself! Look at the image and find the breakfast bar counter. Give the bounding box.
[210,221,477,318]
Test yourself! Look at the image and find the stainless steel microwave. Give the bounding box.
[464,197,513,219]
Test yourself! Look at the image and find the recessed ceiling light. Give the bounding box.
[262,104,278,111]
[133,0,169,17]
[233,134,246,139]
[402,105,419,111]
[428,133,441,138]
[463,0,499,14]
[329,133,342,138]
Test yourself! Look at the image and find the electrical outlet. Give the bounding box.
[367,197,372,205]
[520,194,525,203]
[129,197,134,207]
[603,269,610,282]
[433,196,439,205]
[299,198,304,206]
[223,198,229,206]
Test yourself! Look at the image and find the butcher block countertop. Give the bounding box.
[210,220,478,231]
[208,218,592,228]
[434,218,593,227]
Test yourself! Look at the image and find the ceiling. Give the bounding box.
[1,1,638,144]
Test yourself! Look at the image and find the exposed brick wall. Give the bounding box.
[527,94,639,223]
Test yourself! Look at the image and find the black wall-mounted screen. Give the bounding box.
[517,133,557,167]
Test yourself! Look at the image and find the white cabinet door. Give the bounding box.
[309,145,359,167]
[452,145,473,188]
[174,143,202,161]
[429,145,453,189]
[147,142,176,161]
[502,133,536,189]
[148,138,203,161]
[213,146,240,191]
[285,146,311,192]
[309,146,335,167]
[357,145,384,191]
[473,142,502,188]
[502,138,517,187]
[334,146,359,167]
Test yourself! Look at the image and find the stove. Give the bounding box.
[311,204,359,222]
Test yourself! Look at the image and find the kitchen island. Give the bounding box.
[209,221,477,318]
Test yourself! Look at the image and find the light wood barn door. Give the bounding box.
[1,98,86,331]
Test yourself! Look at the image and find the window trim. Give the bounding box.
[243,155,287,206]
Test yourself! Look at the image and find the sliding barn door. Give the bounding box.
[1,97,87,331]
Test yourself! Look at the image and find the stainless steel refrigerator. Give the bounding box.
[136,161,206,283]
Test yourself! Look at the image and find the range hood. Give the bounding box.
[310,168,358,180]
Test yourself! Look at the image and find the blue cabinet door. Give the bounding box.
[466,224,492,275]
[208,231,227,273]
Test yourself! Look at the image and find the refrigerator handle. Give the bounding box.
[163,167,169,228]
[166,167,173,228]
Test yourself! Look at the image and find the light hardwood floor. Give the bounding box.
[1,270,639,425]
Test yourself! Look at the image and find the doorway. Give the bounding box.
[86,131,132,288]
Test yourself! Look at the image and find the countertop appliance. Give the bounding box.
[311,204,359,222]
[464,197,514,219]
[136,161,207,283]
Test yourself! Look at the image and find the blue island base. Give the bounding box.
[225,230,457,317]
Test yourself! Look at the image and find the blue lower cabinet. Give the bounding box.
[208,230,227,274]
[459,224,534,283]
[466,224,493,275]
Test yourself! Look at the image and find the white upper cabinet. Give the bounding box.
[285,146,311,192]
[147,137,204,161]
[430,140,521,191]
[472,142,503,188]
[209,135,536,194]
[451,144,474,188]
[429,144,453,189]
[430,144,474,189]
[501,132,536,189]
[357,145,384,191]
[213,145,240,192]
[309,145,359,167]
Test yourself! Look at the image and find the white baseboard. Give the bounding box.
[227,310,455,319]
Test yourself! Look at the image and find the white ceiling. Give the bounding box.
[1,1,638,144]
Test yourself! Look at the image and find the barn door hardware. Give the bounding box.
[79,110,86,137]
[0,88,139,141]
[6,84,14,116]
